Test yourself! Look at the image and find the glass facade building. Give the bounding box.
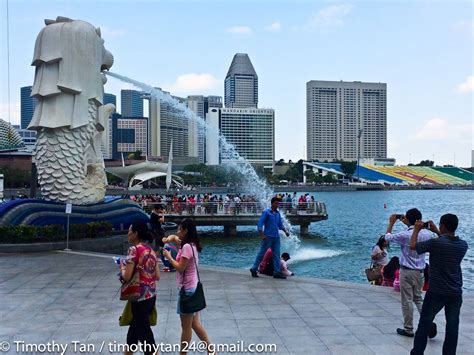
[224,54,258,108]
[121,90,143,117]
[20,86,37,129]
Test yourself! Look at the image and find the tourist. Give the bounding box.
[120,220,160,355]
[385,209,434,337]
[258,248,274,276]
[250,197,290,279]
[150,205,165,250]
[381,256,400,287]
[162,219,213,355]
[159,236,179,272]
[371,235,389,285]
[280,252,294,277]
[410,214,468,355]
[258,249,294,277]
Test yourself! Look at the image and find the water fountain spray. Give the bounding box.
[106,71,300,246]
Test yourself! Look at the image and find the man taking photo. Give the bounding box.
[410,213,468,355]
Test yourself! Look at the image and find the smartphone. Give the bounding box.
[423,222,429,229]
[395,214,403,219]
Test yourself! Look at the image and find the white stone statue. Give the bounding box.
[28,16,115,204]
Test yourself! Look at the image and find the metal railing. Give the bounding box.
[141,201,327,216]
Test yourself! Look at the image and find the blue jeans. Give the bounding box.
[252,237,281,274]
[411,291,462,355]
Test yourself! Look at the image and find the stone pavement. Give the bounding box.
[0,251,473,354]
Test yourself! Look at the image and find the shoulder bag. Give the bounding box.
[365,261,383,282]
[179,244,206,313]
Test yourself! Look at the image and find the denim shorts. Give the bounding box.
[176,287,196,315]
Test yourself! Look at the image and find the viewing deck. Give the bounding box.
[142,202,328,236]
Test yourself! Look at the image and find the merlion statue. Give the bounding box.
[28,16,115,204]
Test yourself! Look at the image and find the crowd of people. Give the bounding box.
[368,208,468,354]
[128,192,322,216]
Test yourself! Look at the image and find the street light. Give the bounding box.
[357,128,363,182]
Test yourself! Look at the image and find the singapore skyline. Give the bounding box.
[0,0,472,167]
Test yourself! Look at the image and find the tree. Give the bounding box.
[304,169,316,183]
[416,160,434,167]
[340,161,357,178]
[323,172,337,183]
[133,150,142,160]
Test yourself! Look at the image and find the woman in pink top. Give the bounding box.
[163,219,213,355]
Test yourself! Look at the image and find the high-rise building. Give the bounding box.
[20,86,37,129]
[224,53,258,108]
[187,95,223,163]
[146,91,197,160]
[103,93,117,107]
[306,80,387,162]
[216,108,274,169]
[111,114,148,160]
[121,90,143,117]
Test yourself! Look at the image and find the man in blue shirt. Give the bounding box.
[250,197,290,279]
[410,213,468,355]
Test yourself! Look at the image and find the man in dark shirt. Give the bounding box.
[409,213,468,355]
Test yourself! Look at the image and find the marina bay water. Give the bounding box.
[198,189,474,292]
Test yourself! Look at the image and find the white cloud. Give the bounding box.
[162,73,220,95]
[227,26,253,35]
[294,4,353,31]
[0,101,21,126]
[414,117,472,141]
[456,75,474,94]
[265,22,281,32]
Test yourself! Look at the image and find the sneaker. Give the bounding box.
[428,322,437,339]
[397,328,414,337]
[250,268,258,278]
[273,273,287,279]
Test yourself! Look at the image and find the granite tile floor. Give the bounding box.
[0,251,473,354]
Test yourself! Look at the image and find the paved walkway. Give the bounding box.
[0,251,473,354]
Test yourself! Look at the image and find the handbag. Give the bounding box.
[119,300,157,326]
[365,262,382,282]
[120,246,152,301]
[179,244,206,314]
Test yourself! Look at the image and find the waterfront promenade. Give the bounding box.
[0,251,473,354]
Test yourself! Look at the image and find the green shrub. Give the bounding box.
[0,221,113,244]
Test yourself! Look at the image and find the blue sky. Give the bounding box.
[1,0,472,166]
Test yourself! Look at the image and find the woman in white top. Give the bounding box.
[371,235,389,266]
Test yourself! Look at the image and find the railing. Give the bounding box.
[140,201,327,216]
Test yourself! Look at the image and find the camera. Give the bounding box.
[395,214,403,219]
[423,222,429,229]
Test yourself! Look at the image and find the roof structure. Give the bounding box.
[0,119,25,151]
[225,53,258,78]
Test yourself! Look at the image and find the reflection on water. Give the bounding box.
[198,190,474,292]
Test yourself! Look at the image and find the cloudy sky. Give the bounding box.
[0,0,472,166]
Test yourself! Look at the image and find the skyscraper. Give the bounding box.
[20,86,37,129]
[306,80,387,162]
[187,95,223,163]
[103,93,117,107]
[210,108,275,169]
[121,90,143,117]
[224,53,258,108]
[111,114,148,160]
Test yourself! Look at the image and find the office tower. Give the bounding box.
[103,93,117,107]
[121,90,143,117]
[224,53,258,108]
[111,114,148,160]
[20,86,37,129]
[146,91,195,159]
[217,108,274,169]
[306,80,387,162]
[187,95,223,163]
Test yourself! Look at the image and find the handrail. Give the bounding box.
[140,201,327,216]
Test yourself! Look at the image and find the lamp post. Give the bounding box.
[357,128,363,182]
